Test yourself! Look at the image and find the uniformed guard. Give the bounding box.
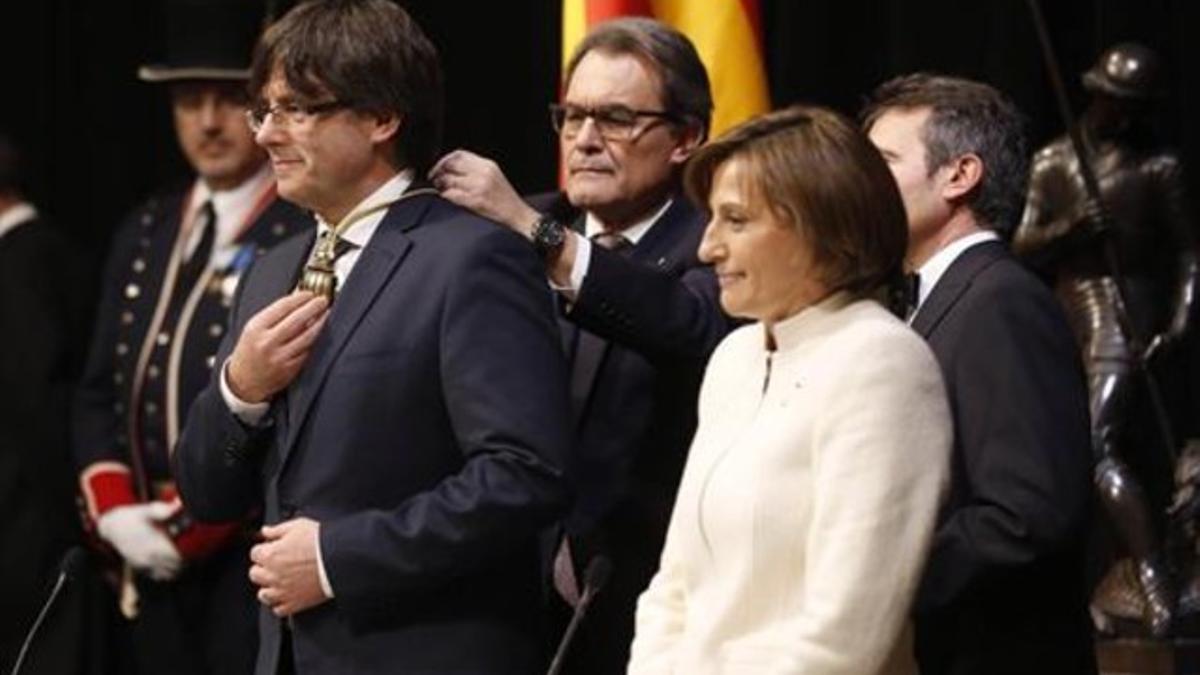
[71,1,309,672]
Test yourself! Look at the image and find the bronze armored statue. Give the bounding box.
[1014,42,1199,637]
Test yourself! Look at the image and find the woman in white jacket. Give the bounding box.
[627,105,952,675]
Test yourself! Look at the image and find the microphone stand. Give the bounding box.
[9,547,86,675]
[546,556,613,675]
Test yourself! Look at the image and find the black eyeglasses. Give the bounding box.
[549,103,678,141]
[245,100,351,132]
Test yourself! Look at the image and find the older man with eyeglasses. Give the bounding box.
[430,17,732,675]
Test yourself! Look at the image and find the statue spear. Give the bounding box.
[1024,0,1178,461]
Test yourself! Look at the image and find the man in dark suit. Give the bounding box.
[72,1,307,672]
[864,74,1097,674]
[173,1,571,673]
[430,18,731,674]
[0,131,93,674]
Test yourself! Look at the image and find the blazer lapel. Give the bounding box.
[565,198,688,426]
[241,231,314,440]
[252,230,315,310]
[911,240,1005,338]
[626,197,695,273]
[557,299,577,356]
[280,194,435,465]
[570,329,607,428]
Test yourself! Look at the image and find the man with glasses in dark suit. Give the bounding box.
[174,1,572,673]
[430,18,732,674]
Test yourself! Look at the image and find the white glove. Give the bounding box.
[97,501,183,581]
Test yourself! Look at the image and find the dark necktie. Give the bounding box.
[178,201,215,291]
[327,232,357,260]
[592,230,631,253]
[888,271,921,320]
[903,271,921,320]
[189,200,216,261]
[552,229,635,608]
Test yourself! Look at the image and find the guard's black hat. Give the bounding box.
[138,0,266,82]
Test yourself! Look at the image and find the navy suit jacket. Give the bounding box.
[535,193,731,673]
[175,191,572,675]
[911,240,1097,675]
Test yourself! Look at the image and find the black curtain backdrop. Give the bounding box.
[1,0,1197,269]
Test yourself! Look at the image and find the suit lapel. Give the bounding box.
[565,197,692,426]
[570,329,607,428]
[562,212,600,424]
[625,197,694,272]
[253,230,315,310]
[244,231,313,441]
[911,240,1005,338]
[557,298,577,356]
[280,195,434,465]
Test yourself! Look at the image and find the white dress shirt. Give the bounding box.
[182,163,274,267]
[562,198,673,293]
[912,230,1000,314]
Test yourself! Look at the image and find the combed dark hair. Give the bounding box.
[685,105,909,298]
[0,131,20,193]
[565,17,713,141]
[861,73,1029,237]
[249,0,444,175]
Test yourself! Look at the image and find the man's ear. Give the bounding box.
[940,153,984,201]
[369,112,403,145]
[669,122,706,165]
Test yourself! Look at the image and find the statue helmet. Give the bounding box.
[1082,42,1164,99]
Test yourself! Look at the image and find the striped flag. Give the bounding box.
[561,0,770,138]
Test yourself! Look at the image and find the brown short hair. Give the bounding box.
[861,73,1029,237]
[249,0,444,175]
[565,17,713,141]
[685,105,908,297]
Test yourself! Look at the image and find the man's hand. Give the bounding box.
[429,149,542,236]
[97,501,183,581]
[1070,197,1110,240]
[249,518,327,617]
[227,291,329,403]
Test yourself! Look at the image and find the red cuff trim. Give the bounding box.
[161,494,242,560]
[173,521,242,560]
[80,462,137,521]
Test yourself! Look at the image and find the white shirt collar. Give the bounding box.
[315,170,415,249]
[914,230,1000,310]
[186,163,273,251]
[584,198,673,245]
[0,202,38,241]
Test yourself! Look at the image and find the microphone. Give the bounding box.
[546,556,613,675]
[9,547,87,675]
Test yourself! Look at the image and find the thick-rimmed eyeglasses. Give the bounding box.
[245,100,350,133]
[549,103,678,141]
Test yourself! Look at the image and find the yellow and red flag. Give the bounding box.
[561,0,771,138]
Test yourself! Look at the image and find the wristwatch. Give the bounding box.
[530,215,566,259]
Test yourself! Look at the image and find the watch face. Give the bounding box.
[533,217,564,256]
